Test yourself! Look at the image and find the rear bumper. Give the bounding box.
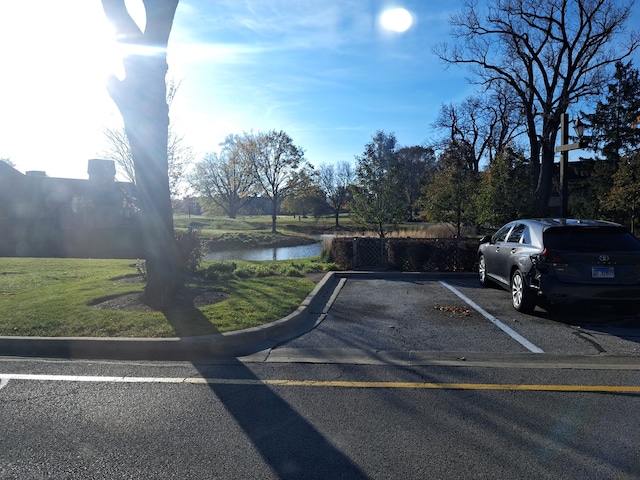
[533,276,640,304]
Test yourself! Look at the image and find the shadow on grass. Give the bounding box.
[161,304,220,337]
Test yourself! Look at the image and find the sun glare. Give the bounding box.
[380,8,413,33]
[0,2,127,175]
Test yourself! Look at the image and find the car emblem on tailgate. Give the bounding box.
[599,255,610,262]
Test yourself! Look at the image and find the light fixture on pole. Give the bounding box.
[573,117,586,140]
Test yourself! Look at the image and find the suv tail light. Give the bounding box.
[538,248,566,264]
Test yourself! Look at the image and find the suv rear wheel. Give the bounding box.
[511,270,536,313]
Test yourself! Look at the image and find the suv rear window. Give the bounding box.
[543,227,640,252]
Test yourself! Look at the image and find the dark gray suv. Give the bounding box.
[478,219,640,313]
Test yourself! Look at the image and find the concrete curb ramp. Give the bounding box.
[0,272,475,361]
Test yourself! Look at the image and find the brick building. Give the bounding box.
[0,159,142,258]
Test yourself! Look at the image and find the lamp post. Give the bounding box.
[554,114,588,217]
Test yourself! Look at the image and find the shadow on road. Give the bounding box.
[195,358,369,479]
[164,305,369,479]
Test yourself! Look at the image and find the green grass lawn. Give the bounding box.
[174,213,358,236]
[0,257,329,338]
[0,214,450,338]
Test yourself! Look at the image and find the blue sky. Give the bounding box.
[0,0,472,180]
[0,0,636,181]
[167,1,472,172]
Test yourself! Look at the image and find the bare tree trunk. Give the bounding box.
[102,0,181,309]
[534,134,560,216]
[271,199,278,234]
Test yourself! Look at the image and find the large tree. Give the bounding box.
[396,145,437,221]
[350,131,406,238]
[602,152,640,233]
[189,135,255,219]
[280,178,327,219]
[435,0,639,215]
[474,147,534,226]
[236,130,306,233]
[585,61,640,164]
[434,86,525,170]
[317,161,354,228]
[102,0,180,309]
[102,79,194,197]
[421,140,479,237]
[580,61,640,225]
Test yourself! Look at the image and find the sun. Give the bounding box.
[380,8,413,33]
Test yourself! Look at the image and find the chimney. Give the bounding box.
[87,159,116,185]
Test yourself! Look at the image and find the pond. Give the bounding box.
[204,241,323,262]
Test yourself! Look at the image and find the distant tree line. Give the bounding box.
[187,58,639,237]
[186,0,640,236]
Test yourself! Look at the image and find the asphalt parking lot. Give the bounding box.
[275,273,640,359]
[2,271,639,362]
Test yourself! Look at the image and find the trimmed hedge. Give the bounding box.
[330,237,478,272]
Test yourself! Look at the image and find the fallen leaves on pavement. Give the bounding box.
[434,305,473,317]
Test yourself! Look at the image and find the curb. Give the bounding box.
[0,271,476,361]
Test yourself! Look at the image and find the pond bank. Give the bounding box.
[205,232,318,252]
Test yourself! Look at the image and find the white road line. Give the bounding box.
[439,281,544,354]
[0,377,8,390]
[0,374,187,383]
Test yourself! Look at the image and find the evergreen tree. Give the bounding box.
[567,160,617,220]
[585,61,640,163]
[579,61,640,225]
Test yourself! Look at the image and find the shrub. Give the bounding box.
[284,266,304,277]
[203,261,237,280]
[206,261,237,274]
[254,265,279,277]
[330,237,355,270]
[135,258,147,279]
[175,231,203,275]
[320,248,333,263]
[304,261,327,273]
[234,267,254,278]
[331,236,478,271]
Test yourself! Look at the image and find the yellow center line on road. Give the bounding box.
[2,374,639,393]
[190,378,640,393]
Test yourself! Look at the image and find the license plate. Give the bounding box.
[592,266,615,278]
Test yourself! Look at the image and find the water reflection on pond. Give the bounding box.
[204,242,323,262]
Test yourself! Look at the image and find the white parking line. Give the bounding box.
[439,281,544,354]
[0,374,186,383]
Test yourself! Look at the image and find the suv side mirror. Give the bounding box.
[479,235,492,244]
